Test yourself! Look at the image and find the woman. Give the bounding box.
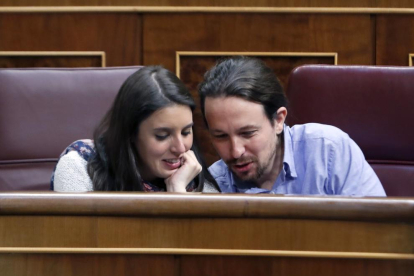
[51,66,220,193]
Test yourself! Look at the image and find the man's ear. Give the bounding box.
[273,107,287,135]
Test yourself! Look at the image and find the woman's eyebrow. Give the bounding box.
[153,122,193,132]
[183,122,194,129]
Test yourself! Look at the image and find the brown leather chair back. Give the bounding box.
[0,67,141,191]
[286,65,414,196]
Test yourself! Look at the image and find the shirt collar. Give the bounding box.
[282,124,298,179]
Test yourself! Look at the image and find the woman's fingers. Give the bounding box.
[164,150,202,192]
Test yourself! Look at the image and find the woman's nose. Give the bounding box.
[171,136,186,154]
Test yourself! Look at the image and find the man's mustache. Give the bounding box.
[226,156,257,166]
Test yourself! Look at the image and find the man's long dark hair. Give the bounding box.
[88,66,218,191]
[198,56,288,126]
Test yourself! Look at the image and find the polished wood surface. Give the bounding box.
[0,254,177,276]
[0,13,142,67]
[1,192,413,220]
[143,13,373,71]
[2,7,414,13]
[376,15,414,66]
[0,52,104,68]
[1,254,413,276]
[1,0,414,8]
[0,193,413,275]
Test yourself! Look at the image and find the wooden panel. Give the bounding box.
[178,53,336,165]
[0,254,176,276]
[0,13,142,66]
[1,0,414,8]
[0,193,413,275]
[180,255,414,276]
[0,254,413,276]
[376,15,414,66]
[143,14,374,70]
[1,216,413,253]
[0,193,413,253]
[0,52,103,68]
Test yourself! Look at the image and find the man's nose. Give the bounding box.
[230,137,245,159]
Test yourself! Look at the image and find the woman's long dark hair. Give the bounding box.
[88,66,218,192]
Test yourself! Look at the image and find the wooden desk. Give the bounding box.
[0,192,413,275]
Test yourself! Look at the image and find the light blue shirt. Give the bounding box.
[209,123,386,196]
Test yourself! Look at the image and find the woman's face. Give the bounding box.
[135,104,194,181]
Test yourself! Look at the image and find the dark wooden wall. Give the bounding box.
[1,11,412,73]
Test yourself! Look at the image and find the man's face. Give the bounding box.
[204,96,284,183]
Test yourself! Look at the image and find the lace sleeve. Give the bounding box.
[53,151,93,192]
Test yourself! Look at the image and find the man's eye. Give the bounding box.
[241,131,256,137]
[155,134,169,141]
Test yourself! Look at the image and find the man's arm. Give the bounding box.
[327,135,386,196]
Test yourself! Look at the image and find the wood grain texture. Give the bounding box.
[180,255,414,276]
[0,193,413,254]
[1,193,413,221]
[1,216,413,253]
[0,254,176,276]
[2,248,414,259]
[0,254,413,276]
[0,13,142,66]
[0,193,412,275]
[1,0,414,8]
[376,15,414,66]
[143,14,374,70]
[0,56,102,68]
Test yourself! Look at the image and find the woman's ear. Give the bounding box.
[273,107,287,135]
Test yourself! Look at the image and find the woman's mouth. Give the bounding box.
[163,158,181,170]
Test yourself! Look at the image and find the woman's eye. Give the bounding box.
[181,128,192,136]
[155,134,169,141]
[213,133,227,139]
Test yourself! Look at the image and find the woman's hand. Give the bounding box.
[164,150,202,192]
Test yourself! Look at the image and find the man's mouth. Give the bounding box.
[232,161,253,173]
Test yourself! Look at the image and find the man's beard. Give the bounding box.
[226,145,277,183]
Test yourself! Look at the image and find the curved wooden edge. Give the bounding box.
[1,247,413,260]
[0,7,414,14]
[0,192,413,221]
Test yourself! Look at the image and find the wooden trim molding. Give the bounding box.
[1,7,414,14]
[0,247,413,260]
[176,51,338,78]
[1,192,413,221]
[0,51,106,67]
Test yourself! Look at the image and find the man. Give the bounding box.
[198,57,386,196]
